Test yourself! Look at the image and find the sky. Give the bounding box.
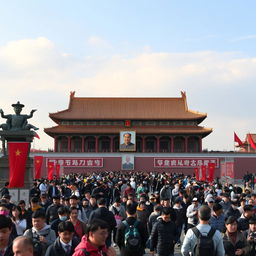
[0,0,256,151]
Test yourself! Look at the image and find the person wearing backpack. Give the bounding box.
[181,205,225,256]
[150,207,178,256]
[116,202,148,256]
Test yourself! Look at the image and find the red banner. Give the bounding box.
[56,164,60,178]
[47,158,103,167]
[34,156,43,179]
[48,162,54,180]
[201,165,206,181]
[248,134,256,149]
[234,132,243,147]
[194,167,199,180]
[8,142,29,188]
[208,163,215,182]
[154,158,219,168]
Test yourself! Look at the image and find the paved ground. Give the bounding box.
[114,245,182,256]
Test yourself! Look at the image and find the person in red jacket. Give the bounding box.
[72,219,116,256]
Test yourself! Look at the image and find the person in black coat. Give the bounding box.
[237,204,255,231]
[46,196,62,224]
[225,200,241,220]
[45,221,79,256]
[150,207,178,256]
[116,202,148,256]
[0,182,10,198]
[88,197,116,247]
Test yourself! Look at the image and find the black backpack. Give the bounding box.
[192,227,216,256]
[123,220,142,252]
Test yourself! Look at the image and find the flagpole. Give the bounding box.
[234,131,235,152]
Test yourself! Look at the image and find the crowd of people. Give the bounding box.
[0,171,255,256]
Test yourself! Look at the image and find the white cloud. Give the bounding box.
[87,36,110,48]
[0,37,256,151]
[231,34,256,42]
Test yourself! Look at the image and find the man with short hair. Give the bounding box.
[181,205,225,256]
[238,204,255,231]
[24,210,56,256]
[209,203,225,233]
[46,195,62,225]
[51,206,70,236]
[150,207,178,256]
[88,198,116,247]
[244,216,256,256]
[69,195,87,222]
[12,236,33,256]
[73,219,116,256]
[0,215,14,256]
[116,202,148,256]
[45,221,79,256]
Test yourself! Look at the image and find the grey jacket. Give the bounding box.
[24,224,56,246]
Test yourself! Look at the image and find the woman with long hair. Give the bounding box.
[11,205,27,235]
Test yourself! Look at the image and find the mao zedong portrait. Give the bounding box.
[120,132,135,151]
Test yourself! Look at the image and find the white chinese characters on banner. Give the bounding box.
[46,158,103,168]
[154,158,219,168]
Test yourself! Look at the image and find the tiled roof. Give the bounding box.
[44,125,212,137]
[49,92,207,122]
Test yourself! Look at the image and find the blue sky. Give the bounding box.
[0,1,256,150]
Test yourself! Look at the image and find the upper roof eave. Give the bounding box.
[49,92,207,122]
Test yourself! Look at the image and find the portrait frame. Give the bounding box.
[119,130,136,152]
[121,154,135,170]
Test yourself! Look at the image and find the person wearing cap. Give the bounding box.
[209,203,225,233]
[181,205,225,256]
[244,216,256,256]
[225,199,241,220]
[238,204,255,231]
[46,195,61,225]
[223,216,250,256]
[186,197,201,230]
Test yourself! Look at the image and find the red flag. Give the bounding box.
[34,132,40,139]
[248,134,256,149]
[234,132,243,147]
[48,162,54,180]
[208,163,215,182]
[194,167,199,181]
[56,164,60,178]
[201,165,206,181]
[34,156,43,179]
[8,142,29,188]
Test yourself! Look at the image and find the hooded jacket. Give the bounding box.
[72,236,108,256]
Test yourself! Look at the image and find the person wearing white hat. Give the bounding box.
[186,198,201,230]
